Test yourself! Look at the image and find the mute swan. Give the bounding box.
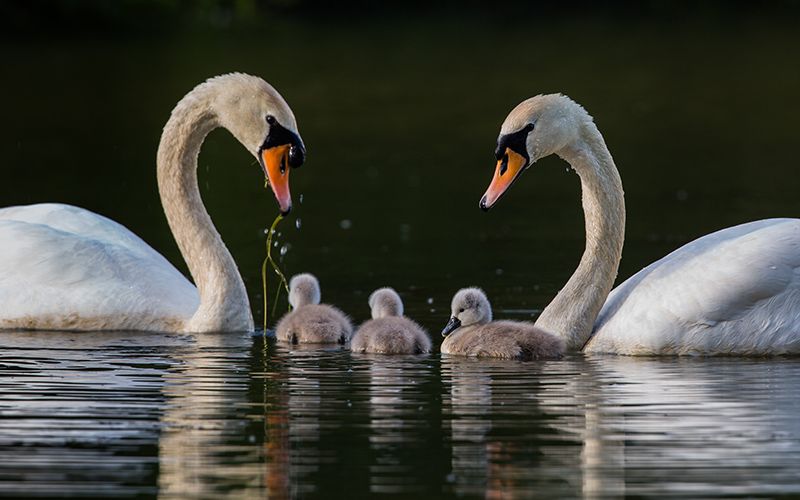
[440,288,565,360]
[351,287,431,354]
[0,73,305,333]
[275,273,353,344]
[481,93,800,355]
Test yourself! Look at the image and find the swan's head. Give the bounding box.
[209,73,305,215]
[368,287,404,319]
[480,94,589,210]
[442,287,492,336]
[288,273,321,308]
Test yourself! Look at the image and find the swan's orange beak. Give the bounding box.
[480,147,527,211]
[261,145,292,215]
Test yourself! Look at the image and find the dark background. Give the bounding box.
[2,1,799,330]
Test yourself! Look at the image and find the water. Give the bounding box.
[3,7,800,498]
[2,332,799,498]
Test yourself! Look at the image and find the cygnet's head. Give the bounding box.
[368,287,404,319]
[288,273,321,308]
[183,73,306,215]
[442,287,492,337]
[480,93,592,210]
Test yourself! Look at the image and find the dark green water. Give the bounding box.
[2,12,800,498]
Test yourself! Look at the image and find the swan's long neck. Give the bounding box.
[534,122,625,349]
[156,86,253,332]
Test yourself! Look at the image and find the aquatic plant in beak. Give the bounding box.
[262,213,291,331]
[258,115,305,331]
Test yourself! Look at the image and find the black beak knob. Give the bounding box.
[288,144,305,168]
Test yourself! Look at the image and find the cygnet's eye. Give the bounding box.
[526,123,534,132]
[266,115,276,125]
[458,308,465,313]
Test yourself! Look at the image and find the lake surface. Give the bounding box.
[2,331,800,498]
[3,9,800,498]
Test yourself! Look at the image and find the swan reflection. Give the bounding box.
[157,332,263,498]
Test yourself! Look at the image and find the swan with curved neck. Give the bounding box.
[0,73,305,333]
[481,94,800,355]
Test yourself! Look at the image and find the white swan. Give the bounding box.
[0,73,305,333]
[480,94,800,355]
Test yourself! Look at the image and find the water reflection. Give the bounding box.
[0,331,178,497]
[441,356,579,498]
[358,354,439,495]
[157,332,261,498]
[1,332,800,498]
[542,356,800,498]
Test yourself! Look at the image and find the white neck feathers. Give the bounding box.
[156,82,253,332]
[534,121,625,349]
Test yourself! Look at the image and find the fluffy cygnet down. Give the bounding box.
[350,287,431,354]
[275,273,353,344]
[441,287,564,360]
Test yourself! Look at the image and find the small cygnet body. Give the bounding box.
[275,273,353,344]
[441,287,564,360]
[351,288,431,354]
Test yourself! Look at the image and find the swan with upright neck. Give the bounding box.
[480,94,800,355]
[0,73,305,333]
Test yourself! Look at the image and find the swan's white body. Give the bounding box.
[0,73,302,333]
[587,218,800,355]
[486,94,800,355]
[0,204,198,331]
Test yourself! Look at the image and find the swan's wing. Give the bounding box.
[588,219,800,355]
[0,203,170,262]
[0,204,199,331]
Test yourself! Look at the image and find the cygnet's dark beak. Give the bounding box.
[441,316,461,337]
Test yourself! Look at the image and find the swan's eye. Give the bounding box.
[266,115,276,125]
[526,123,534,131]
[458,308,464,313]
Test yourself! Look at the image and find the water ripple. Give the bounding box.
[1,332,799,498]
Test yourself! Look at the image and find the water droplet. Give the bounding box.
[495,268,504,275]
[426,297,434,305]
[295,218,302,230]
[280,244,291,256]
[299,193,304,204]
[340,219,352,230]
[429,308,436,313]
[273,241,279,247]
